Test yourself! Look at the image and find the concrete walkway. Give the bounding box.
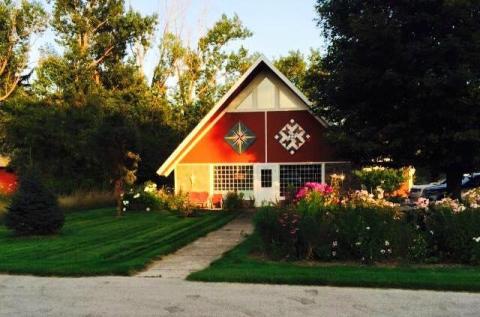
[136,212,254,279]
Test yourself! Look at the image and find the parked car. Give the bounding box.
[420,173,480,201]
[409,179,445,200]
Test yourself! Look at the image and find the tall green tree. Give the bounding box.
[0,0,47,102]
[37,0,157,104]
[152,14,254,134]
[316,0,480,197]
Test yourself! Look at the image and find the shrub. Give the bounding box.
[254,206,300,259]
[354,166,405,195]
[407,234,428,263]
[256,203,407,263]
[223,191,244,211]
[255,181,480,265]
[122,183,194,216]
[463,188,480,208]
[158,189,191,214]
[423,206,480,264]
[5,170,64,235]
[122,185,163,212]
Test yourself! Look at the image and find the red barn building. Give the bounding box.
[157,56,349,206]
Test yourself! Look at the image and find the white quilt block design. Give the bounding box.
[274,119,310,155]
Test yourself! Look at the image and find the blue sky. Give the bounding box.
[31,0,326,82]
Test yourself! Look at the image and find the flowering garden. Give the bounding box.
[254,182,480,265]
[187,180,480,291]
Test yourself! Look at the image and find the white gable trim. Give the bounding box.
[157,55,328,177]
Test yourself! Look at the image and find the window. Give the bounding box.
[261,169,272,188]
[214,165,253,191]
[280,164,322,197]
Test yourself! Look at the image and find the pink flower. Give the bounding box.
[295,182,334,201]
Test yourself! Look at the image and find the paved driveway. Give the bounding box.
[1,275,480,316]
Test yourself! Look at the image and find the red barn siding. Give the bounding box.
[267,110,334,162]
[181,112,265,163]
[180,110,335,164]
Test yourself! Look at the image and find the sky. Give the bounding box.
[31,0,326,82]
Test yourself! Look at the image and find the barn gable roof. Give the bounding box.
[157,55,328,176]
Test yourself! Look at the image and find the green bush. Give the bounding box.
[354,166,405,195]
[254,206,297,259]
[255,201,480,265]
[123,188,163,212]
[5,170,64,235]
[255,204,408,263]
[223,191,244,211]
[418,206,480,264]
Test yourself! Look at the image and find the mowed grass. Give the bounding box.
[188,234,480,292]
[0,208,237,276]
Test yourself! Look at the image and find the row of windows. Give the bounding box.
[213,165,254,191]
[279,164,322,197]
[212,164,349,194]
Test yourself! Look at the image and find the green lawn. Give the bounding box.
[188,234,480,292]
[0,208,236,276]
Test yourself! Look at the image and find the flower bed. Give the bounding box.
[254,182,480,265]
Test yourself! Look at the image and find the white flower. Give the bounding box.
[332,241,338,247]
[123,200,129,206]
[384,240,390,246]
[144,183,158,193]
[416,225,420,230]
[366,226,370,230]
[122,207,126,211]
[133,193,140,199]
[332,251,336,257]
[430,230,434,235]
[146,207,151,212]
[473,237,480,243]
[355,241,362,246]
[380,249,386,254]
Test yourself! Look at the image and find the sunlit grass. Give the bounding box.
[0,208,236,276]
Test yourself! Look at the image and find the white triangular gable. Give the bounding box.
[228,71,308,112]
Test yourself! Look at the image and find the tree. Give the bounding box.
[6,168,64,235]
[0,0,47,102]
[152,14,255,134]
[274,50,307,88]
[273,49,328,111]
[316,0,480,198]
[42,0,157,104]
[92,109,140,216]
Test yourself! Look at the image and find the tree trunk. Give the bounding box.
[114,178,124,217]
[446,168,463,199]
